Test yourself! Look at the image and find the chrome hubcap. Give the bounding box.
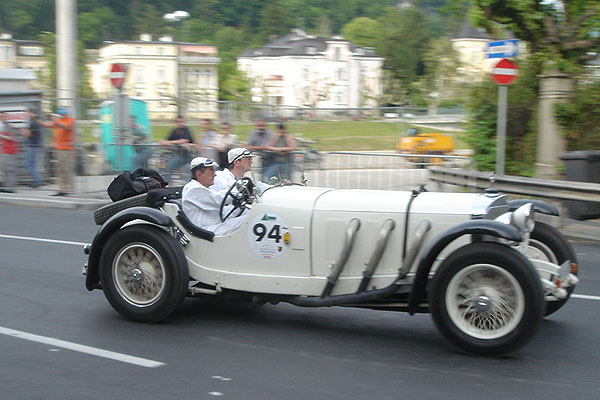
[446,264,525,339]
[113,243,166,307]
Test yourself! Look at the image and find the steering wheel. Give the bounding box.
[219,177,255,222]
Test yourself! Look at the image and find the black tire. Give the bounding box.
[99,225,189,323]
[94,193,148,225]
[527,221,578,316]
[430,242,544,356]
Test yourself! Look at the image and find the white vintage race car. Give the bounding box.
[84,180,579,356]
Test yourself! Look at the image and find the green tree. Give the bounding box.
[378,5,432,102]
[258,1,292,42]
[556,80,600,151]
[340,17,382,48]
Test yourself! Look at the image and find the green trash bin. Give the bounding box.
[560,150,600,220]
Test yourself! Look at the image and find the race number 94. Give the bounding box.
[247,213,289,259]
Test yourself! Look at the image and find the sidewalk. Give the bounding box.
[1,176,599,242]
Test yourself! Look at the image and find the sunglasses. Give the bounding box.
[231,150,253,163]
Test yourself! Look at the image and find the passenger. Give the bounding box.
[212,147,269,195]
[182,157,248,236]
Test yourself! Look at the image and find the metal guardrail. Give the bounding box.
[429,166,600,203]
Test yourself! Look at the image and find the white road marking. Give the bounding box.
[0,234,87,247]
[0,326,165,368]
[572,294,600,301]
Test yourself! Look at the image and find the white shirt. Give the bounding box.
[182,179,246,236]
[212,168,270,196]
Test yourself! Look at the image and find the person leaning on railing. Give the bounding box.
[262,123,296,181]
[158,115,194,182]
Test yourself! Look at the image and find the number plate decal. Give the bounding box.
[247,212,290,259]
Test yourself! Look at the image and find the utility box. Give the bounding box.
[560,150,600,220]
[99,97,151,171]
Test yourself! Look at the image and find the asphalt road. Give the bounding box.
[1,204,599,400]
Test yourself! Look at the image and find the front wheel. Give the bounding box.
[526,221,578,316]
[430,242,544,356]
[99,225,189,323]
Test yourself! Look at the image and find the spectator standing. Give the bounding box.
[214,122,238,169]
[197,118,218,160]
[130,115,153,170]
[0,119,19,193]
[20,109,44,188]
[245,119,273,181]
[38,107,75,196]
[263,123,296,181]
[159,115,194,182]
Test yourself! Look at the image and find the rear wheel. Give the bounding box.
[526,221,578,316]
[99,225,189,323]
[430,242,544,356]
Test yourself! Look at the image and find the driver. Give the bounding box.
[212,147,269,195]
[182,157,247,236]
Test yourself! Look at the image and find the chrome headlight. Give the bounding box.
[495,203,535,233]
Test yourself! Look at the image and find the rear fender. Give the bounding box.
[85,207,174,291]
[407,220,521,314]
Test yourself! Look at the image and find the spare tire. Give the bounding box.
[93,193,148,225]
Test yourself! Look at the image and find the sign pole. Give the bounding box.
[496,85,507,176]
[490,58,518,176]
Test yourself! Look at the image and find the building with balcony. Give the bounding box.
[90,34,220,120]
[237,29,384,109]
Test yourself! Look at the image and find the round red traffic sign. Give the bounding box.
[492,59,518,85]
[109,63,126,89]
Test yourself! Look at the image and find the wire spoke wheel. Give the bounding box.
[430,242,544,356]
[113,243,166,307]
[100,225,189,323]
[445,264,524,340]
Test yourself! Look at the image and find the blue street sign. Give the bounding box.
[487,39,519,58]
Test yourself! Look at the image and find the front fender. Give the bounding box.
[85,207,174,291]
[508,199,559,216]
[407,219,521,315]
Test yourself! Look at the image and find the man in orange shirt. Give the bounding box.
[39,107,75,196]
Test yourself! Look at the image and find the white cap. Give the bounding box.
[190,157,219,170]
[228,147,254,164]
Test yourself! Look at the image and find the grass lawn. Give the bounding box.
[81,120,467,151]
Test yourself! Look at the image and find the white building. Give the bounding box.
[237,29,384,109]
[90,34,220,120]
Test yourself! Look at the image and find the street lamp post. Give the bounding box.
[162,11,190,116]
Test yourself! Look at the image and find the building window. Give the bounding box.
[306,46,317,55]
[357,48,366,56]
[335,47,341,61]
[302,66,310,81]
[158,47,164,56]
[335,66,347,81]
[0,45,14,61]
[335,88,347,105]
[202,68,211,87]
[136,46,142,55]
[158,66,166,83]
[135,66,144,83]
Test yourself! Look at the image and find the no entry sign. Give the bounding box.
[492,59,518,85]
[109,63,127,89]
